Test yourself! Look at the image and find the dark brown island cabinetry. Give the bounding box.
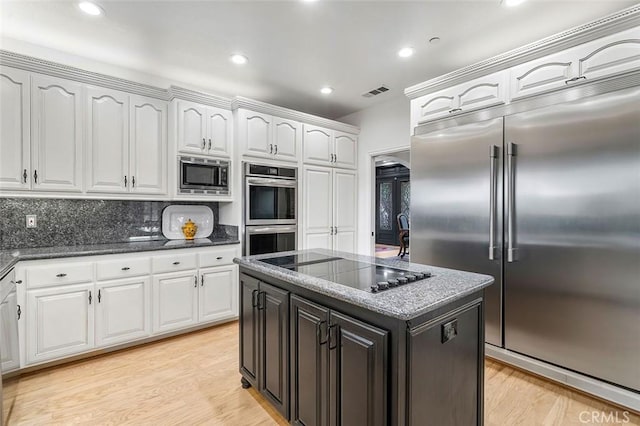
[238,269,485,426]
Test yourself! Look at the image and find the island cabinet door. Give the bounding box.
[290,295,329,426]
[258,282,290,419]
[407,301,482,426]
[328,311,388,426]
[239,274,260,386]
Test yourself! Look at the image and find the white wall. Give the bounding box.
[338,95,411,255]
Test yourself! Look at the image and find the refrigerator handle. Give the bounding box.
[489,145,499,260]
[507,142,518,262]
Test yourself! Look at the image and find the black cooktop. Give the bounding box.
[259,255,431,293]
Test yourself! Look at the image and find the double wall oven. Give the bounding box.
[244,163,298,256]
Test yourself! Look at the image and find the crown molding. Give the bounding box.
[168,86,232,109]
[404,5,640,99]
[231,96,360,134]
[0,49,168,100]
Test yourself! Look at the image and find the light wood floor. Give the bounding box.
[375,244,402,259]
[6,321,639,425]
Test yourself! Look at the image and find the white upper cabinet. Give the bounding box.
[273,117,301,161]
[130,95,167,195]
[411,71,508,128]
[86,87,130,193]
[302,165,333,249]
[303,124,333,165]
[177,100,207,155]
[31,74,83,192]
[575,27,640,81]
[238,109,301,163]
[510,27,640,100]
[333,132,357,169]
[206,107,232,157]
[0,67,30,191]
[303,125,357,169]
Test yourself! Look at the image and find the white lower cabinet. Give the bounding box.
[199,265,238,323]
[19,246,240,369]
[152,270,199,334]
[96,277,151,347]
[26,283,94,365]
[0,270,20,372]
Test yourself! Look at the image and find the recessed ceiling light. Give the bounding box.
[320,86,333,95]
[429,37,441,44]
[503,0,527,6]
[302,0,318,2]
[230,54,248,65]
[398,47,415,58]
[78,1,103,16]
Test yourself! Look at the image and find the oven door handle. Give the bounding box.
[246,177,297,187]
[246,226,297,235]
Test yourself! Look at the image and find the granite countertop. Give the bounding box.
[0,237,240,278]
[234,249,494,321]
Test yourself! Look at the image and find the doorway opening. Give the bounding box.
[372,150,410,259]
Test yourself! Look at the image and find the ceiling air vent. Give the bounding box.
[362,85,390,98]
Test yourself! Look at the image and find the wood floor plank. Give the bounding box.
[5,321,638,425]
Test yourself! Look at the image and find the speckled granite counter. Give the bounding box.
[0,237,240,278]
[234,248,493,321]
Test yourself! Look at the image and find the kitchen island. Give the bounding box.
[234,249,494,426]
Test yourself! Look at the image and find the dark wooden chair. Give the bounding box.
[397,213,409,258]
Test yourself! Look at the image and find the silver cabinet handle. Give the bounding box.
[334,154,337,163]
[173,261,180,265]
[208,138,212,150]
[489,145,499,260]
[22,169,27,183]
[121,267,130,271]
[202,138,206,149]
[132,176,135,188]
[56,273,67,278]
[274,145,278,154]
[33,169,38,184]
[507,142,518,262]
[449,108,462,114]
[216,256,223,260]
[201,275,204,286]
[194,275,198,288]
[565,76,586,85]
[124,175,128,187]
[269,143,273,154]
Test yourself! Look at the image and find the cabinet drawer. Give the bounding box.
[199,248,238,268]
[152,252,197,274]
[26,262,93,289]
[96,257,151,281]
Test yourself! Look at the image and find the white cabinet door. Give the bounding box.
[0,290,19,372]
[510,51,576,100]
[455,71,507,113]
[273,117,300,162]
[26,283,94,365]
[303,124,333,165]
[411,89,456,128]
[206,107,232,157]
[302,165,333,249]
[198,265,238,323]
[333,169,357,252]
[177,100,207,155]
[0,67,30,191]
[576,27,640,81]
[85,87,129,193]
[31,75,83,192]
[152,271,198,334]
[333,132,357,169]
[240,109,273,158]
[130,95,167,195]
[96,277,151,347]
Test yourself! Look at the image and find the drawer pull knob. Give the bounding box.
[14,280,22,285]
[121,267,131,271]
[56,273,67,278]
[173,261,181,265]
[216,256,223,260]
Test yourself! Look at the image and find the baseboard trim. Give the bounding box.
[486,344,640,413]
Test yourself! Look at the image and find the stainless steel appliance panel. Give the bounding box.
[245,225,298,256]
[411,117,504,346]
[504,87,640,391]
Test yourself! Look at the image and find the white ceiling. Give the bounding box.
[1,0,636,119]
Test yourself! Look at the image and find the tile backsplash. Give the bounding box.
[0,198,221,250]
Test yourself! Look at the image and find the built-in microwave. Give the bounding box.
[178,156,230,195]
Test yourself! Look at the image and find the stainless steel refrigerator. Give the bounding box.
[411,86,640,392]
